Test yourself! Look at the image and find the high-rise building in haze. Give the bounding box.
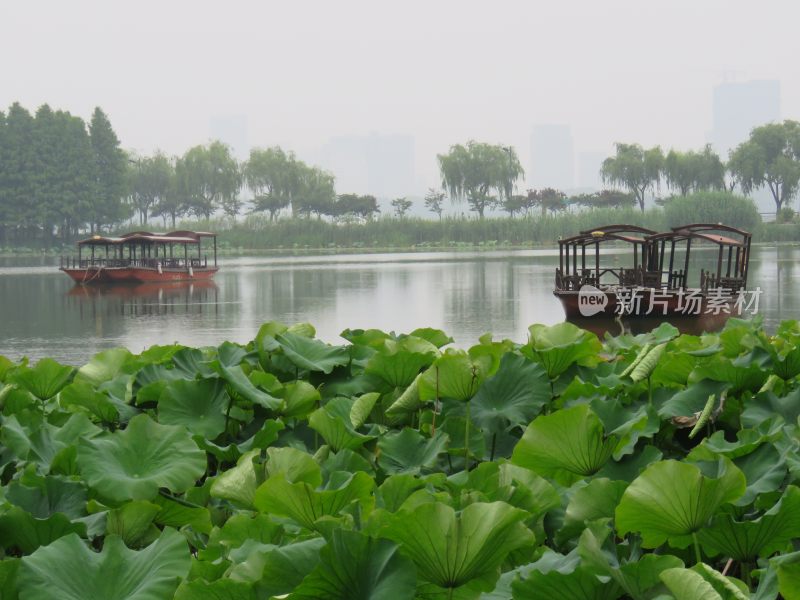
[529,124,574,190]
[577,151,605,190]
[319,133,415,198]
[209,115,248,159]
[708,80,780,155]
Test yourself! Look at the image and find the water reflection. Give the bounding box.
[0,245,797,365]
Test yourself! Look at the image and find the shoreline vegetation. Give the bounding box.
[5,195,799,257]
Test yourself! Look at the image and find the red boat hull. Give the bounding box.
[61,267,218,284]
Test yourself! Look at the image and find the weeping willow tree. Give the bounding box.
[437,141,524,218]
[663,145,725,197]
[601,143,664,212]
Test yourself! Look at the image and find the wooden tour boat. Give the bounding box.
[60,230,218,284]
[554,223,753,318]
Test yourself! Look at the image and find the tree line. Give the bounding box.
[2,101,799,246]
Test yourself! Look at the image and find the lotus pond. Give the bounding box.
[1,318,800,599]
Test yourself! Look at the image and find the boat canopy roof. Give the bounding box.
[560,224,656,246]
[559,223,751,248]
[77,230,216,246]
[648,223,752,247]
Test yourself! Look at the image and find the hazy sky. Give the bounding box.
[3,0,799,190]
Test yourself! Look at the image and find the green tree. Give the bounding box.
[151,171,184,228]
[89,107,128,232]
[437,141,524,218]
[293,166,336,218]
[728,120,800,212]
[130,153,174,225]
[528,188,568,215]
[663,145,725,196]
[245,146,302,221]
[569,189,636,209]
[601,143,664,211]
[176,141,240,220]
[501,194,527,217]
[391,197,412,218]
[335,193,380,220]
[423,188,445,220]
[0,103,37,244]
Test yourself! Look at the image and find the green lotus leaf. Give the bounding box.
[0,558,19,600]
[730,443,787,506]
[365,337,439,388]
[216,341,250,368]
[288,529,416,600]
[525,322,603,379]
[378,428,448,475]
[210,450,262,509]
[470,353,550,434]
[578,525,683,599]
[382,501,534,592]
[768,321,800,379]
[58,380,120,423]
[386,373,423,414]
[2,413,101,471]
[275,332,350,374]
[282,381,321,418]
[698,486,800,561]
[5,472,86,520]
[171,347,217,379]
[309,397,374,451]
[158,378,229,438]
[691,351,770,394]
[75,348,138,387]
[741,388,800,429]
[616,459,746,548]
[18,529,190,600]
[657,379,729,419]
[339,327,392,349]
[511,404,616,484]
[688,419,784,461]
[174,579,256,600]
[263,447,320,486]
[441,415,485,461]
[350,392,380,428]
[375,474,431,512]
[418,350,489,402]
[770,551,800,600]
[253,471,373,531]
[228,538,326,597]
[557,478,628,545]
[510,549,621,600]
[660,565,748,600]
[0,507,86,554]
[151,493,212,535]
[77,413,207,502]
[408,328,453,348]
[213,362,281,411]
[11,358,74,401]
[106,500,161,548]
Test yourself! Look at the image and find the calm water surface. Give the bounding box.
[1,246,798,364]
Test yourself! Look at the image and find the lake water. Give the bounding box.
[1,246,798,365]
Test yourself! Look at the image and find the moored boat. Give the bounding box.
[60,230,218,284]
[554,223,753,319]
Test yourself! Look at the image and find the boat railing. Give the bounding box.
[557,266,691,291]
[700,269,745,293]
[60,256,210,270]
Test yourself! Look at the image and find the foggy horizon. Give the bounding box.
[4,0,797,196]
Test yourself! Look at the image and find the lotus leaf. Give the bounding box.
[511,404,616,483]
[253,470,373,531]
[275,332,350,374]
[525,322,602,379]
[470,353,550,434]
[11,358,74,401]
[158,377,229,438]
[378,428,449,475]
[18,529,190,600]
[382,501,534,592]
[288,529,416,600]
[616,459,746,548]
[78,413,207,502]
